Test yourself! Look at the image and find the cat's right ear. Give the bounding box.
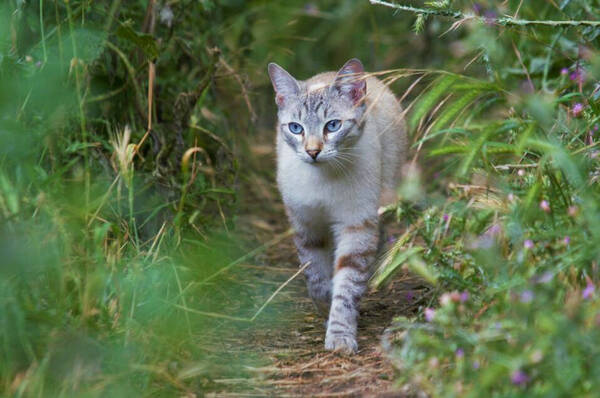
[268,63,300,107]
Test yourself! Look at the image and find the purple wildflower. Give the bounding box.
[443,213,449,222]
[563,236,570,245]
[455,348,465,358]
[460,291,469,302]
[561,67,569,75]
[572,103,585,117]
[472,3,483,15]
[484,10,497,25]
[534,271,554,284]
[486,223,502,237]
[518,169,525,177]
[424,308,435,322]
[583,282,595,300]
[473,360,480,369]
[520,290,534,303]
[594,124,599,132]
[524,239,534,250]
[405,291,415,301]
[511,370,530,386]
[540,200,550,213]
[569,67,586,83]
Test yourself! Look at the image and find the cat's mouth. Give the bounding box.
[302,156,321,164]
[303,153,330,164]
[299,149,337,164]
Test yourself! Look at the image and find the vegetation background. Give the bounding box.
[1,0,600,396]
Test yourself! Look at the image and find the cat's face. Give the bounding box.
[268,59,366,164]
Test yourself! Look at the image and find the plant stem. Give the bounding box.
[39,0,47,64]
[369,0,600,27]
[65,0,90,213]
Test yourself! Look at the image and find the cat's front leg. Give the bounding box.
[292,221,334,317]
[325,218,378,354]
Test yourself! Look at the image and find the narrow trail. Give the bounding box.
[203,170,430,397]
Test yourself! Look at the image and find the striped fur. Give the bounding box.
[269,59,407,354]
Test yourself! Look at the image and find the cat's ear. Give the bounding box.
[333,58,366,105]
[268,63,300,107]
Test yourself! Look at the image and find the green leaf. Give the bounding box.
[0,172,19,215]
[60,28,107,63]
[116,21,159,60]
[413,14,426,34]
[429,145,469,156]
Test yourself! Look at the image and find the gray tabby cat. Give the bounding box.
[268,58,407,354]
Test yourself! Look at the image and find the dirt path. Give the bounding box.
[200,172,428,397]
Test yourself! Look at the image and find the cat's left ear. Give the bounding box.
[333,58,366,105]
[268,63,300,107]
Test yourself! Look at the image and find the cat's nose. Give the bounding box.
[306,149,321,159]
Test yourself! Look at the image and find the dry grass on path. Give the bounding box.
[203,193,429,397]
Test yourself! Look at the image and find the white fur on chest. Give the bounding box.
[276,135,380,225]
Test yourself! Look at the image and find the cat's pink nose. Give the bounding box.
[306,149,321,159]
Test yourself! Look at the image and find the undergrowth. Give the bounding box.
[2,0,600,396]
[371,1,600,396]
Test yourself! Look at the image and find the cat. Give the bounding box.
[268,58,407,354]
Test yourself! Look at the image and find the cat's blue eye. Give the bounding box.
[325,119,342,132]
[288,122,304,134]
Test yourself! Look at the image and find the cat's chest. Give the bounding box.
[277,164,336,206]
[277,160,373,215]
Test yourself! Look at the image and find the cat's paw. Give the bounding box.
[324,333,358,355]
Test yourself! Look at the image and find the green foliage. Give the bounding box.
[374,1,600,395]
[3,0,600,395]
[3,0,463,394]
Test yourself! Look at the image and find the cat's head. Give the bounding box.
[268,58,366,164]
